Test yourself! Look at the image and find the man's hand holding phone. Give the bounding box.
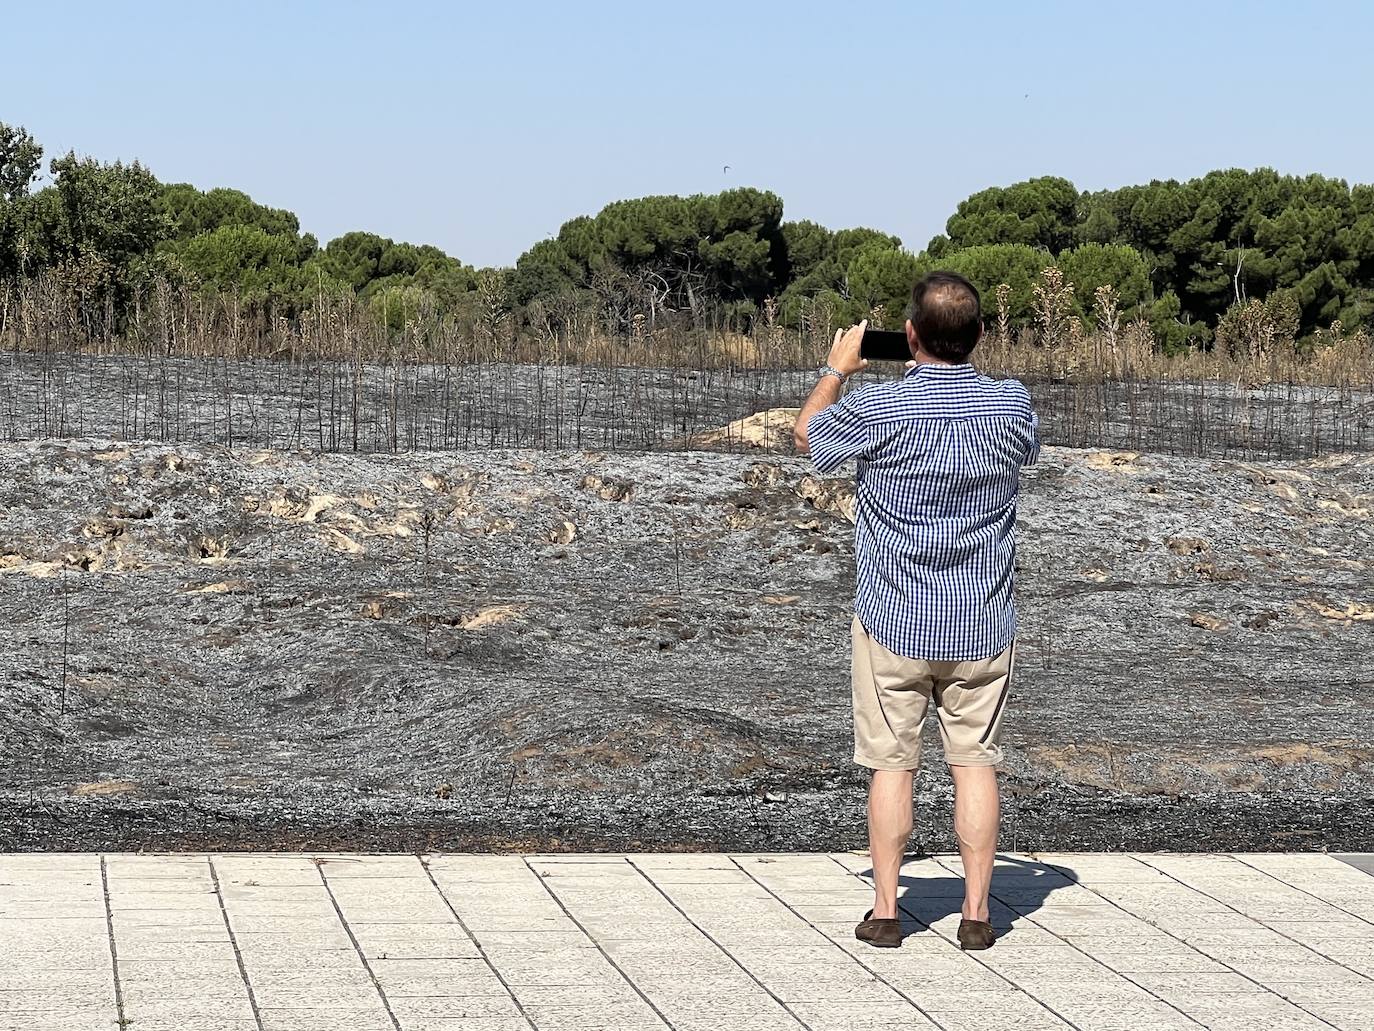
[827,319,869,379]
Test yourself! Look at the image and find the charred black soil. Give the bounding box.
[3,439,1372,852]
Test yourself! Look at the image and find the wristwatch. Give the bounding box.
[819,364,849,382]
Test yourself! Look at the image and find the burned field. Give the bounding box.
[2,424,1372,852]
[6,351,1374,460]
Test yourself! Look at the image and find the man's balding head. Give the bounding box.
[907,271,983,363]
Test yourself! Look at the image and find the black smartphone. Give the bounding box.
[860,327,911,362]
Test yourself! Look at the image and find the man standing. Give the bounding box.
[793,272,1039,951]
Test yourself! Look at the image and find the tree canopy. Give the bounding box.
[3,119,1372,349]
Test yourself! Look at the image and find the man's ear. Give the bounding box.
[905,319,918,348]
[976,319,985,344]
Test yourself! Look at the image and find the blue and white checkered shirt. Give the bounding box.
[806,362,1039,662]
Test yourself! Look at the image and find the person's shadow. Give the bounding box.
[860,854,1076,942]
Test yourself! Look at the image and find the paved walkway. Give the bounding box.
[3,852,1373,1031]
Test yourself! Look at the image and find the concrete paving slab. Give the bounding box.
[255,1013,393,1031]
[3,852,1374,1030]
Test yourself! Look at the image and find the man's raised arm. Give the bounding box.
[794,320,867,454]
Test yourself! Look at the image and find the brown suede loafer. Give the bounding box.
[855,909,903,948]
[957,918,995,951]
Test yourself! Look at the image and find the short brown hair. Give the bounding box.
[909,272,982,362]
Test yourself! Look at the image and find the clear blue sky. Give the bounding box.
[7,0,1371,267]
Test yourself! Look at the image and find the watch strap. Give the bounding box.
[819,363,849,382]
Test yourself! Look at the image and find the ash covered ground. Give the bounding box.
[6,352,1374,459]
[2,430,1372,852]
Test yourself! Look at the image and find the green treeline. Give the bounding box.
[3,120,1372,352]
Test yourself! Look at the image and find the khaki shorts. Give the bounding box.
[851,615,1015,772]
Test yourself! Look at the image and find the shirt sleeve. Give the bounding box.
[1023,409,1041,466]
[806,389,871,473]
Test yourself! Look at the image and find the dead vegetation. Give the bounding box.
[1,268,1372,460]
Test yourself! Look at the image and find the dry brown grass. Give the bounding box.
[4,269,1372,389]
[3,269,1372,459]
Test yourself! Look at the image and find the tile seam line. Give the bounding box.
[1134,852,1374,991]
[520,855,677,1031]
[99,855,128,1031]
[824,852,1083,1031]
[622,854,811,1031]
[207,855,266,1031]
[315,858,403,1031]
[1230,853,1374,930]
[726,853,948,1031]
[1053,854,1343,1029]
[929,854,1208,1029]
[417,855,540,1031]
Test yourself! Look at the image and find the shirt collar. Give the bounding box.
[904,362,978,379]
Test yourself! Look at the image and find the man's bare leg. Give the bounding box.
[867,769,914,919]
[950,764,999,921]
